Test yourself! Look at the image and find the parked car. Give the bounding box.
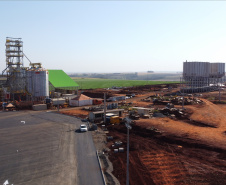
[80,124,88,132]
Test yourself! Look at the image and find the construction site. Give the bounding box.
[0,38,226,185]
[61,81,226,185]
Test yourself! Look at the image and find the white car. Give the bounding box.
[80,124,88,132]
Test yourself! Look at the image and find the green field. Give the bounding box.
[72,77,179,89]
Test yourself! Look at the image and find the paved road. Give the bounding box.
[0,110,103,185]
[76,124,103,185]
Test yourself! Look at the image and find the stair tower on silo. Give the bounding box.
[2,37,27,94]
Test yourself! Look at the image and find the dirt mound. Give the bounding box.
[187,99,225,128]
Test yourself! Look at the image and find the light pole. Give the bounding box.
[181,77,185,110]
[125,117,132,185]
[104,93,106,123]
[218,79,221,102]
[57,92,59,112]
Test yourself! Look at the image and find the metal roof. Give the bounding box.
[91,109,124,114]
[48,70,79,89]
[71,94,92,100]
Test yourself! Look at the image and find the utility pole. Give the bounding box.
[57,92,59,112]
[182,77,185,110]
[125,117,132,185]
[2,88,4,111]
[219,80,221,102]
[104,93,106,123]
[126,124,130,185]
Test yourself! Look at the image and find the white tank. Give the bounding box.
[26,70,49,97]
[209,63,225,78]
[183,62,210,77]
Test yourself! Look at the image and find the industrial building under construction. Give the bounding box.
[181,61,225,93]
[1,37,79,105]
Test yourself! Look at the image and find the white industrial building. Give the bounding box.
[69,94,93,107]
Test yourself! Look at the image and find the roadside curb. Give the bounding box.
[96,150,107,185]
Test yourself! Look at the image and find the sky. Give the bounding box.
[0,1,226,73]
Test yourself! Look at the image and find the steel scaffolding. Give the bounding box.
[180,76,226,93]
[2,37,27,95]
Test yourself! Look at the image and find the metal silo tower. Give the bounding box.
[3,37,27,97]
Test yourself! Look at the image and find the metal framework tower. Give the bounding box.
[2,37,27,94]
[6,37,23,67]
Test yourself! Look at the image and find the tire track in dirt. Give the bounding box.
[139,151,187,185]
[107,121,226,185]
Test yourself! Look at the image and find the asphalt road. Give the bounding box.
[76,124,103,185]
[0,110,103,185]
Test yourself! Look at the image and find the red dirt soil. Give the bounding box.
[106,98,226,185]
[60,109,89,119]
[60,86,226,184]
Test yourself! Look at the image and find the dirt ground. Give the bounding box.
[60,109,89,119]
[106,122,226,185]
[61,85,226,185]
[105,89,226,185]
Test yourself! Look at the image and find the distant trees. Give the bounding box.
[69,72,180,81]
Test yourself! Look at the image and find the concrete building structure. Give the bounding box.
[181,61,225,93]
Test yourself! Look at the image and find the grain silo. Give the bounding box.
[181,61,225,93]
[26,69,49,98]
[2,37,50,102]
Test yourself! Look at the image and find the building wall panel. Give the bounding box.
[183,62,210,77]
[210,63,225,78]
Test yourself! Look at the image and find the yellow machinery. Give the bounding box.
[110,116,121,124]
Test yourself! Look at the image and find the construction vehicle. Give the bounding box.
[110,116,121,124]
